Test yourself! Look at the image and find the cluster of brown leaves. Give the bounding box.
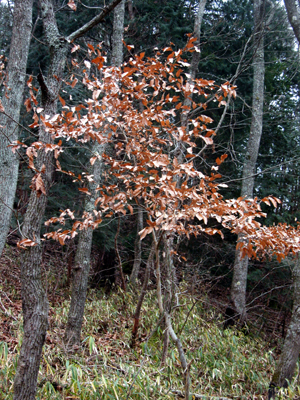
[16,39,300,260]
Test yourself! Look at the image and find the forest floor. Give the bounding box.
[0,242,300,399]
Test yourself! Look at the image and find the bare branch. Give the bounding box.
[67,0,123,42]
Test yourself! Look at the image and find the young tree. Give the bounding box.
[41,38,300,399]
[13,1,123,399]
[20,30,300,398]
[231,0,266,320]
[0,0,33,257]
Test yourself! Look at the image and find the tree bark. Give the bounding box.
[65,0,125,349]
[13,1,68,397]
[64,157,99,348]
[153,231,190,400]
[13,0,125,397]
[189,0,207,80]
[231,0,265,320]
[0,0,33,257]
[181,0,206,128]
[130,243,154,347]
[111,0,125,66]
[284,0,300,44]
[130,205,143,284]
[269,256,300,399]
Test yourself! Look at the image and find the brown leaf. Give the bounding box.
[90,156,97,165]
[67,0,76,11]
[79,187,91,195]
[58,95,66,107]
[35,173,46,196]
[17,238,38,249]
[0,99,5,113]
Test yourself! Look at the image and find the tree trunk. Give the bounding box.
[153,231,190,400]
[13,1,68,397]
[14,0,124,396]
[65,0,125,349]
[181,0,206,128]
[64,141,105,347]
[0,0,33,257]
[269,256,300,399]
[189,0,207,80]
[231,0,265,320]
[284,0,300,44]
[130,205,143,283]
[161,235,175,365]
[111,0,125,66]
[130,243,154,347]
[64,225,94,348]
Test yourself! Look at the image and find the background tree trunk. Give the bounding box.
[130,243,154,347]
[231,0,265,320]
[284,0,300,44]
[65,0,125,349]
[0,0,33,257]
[64,217,94,348]
[111,0,125,66]
[269,256,300,399]
[130,205,143,284]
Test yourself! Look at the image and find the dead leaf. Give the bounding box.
[0,99,5,112]
[67,0,76,11]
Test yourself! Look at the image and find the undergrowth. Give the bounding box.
[1,285,300,399]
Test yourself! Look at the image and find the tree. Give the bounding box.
[38,37,300,400]
[16,21,300,397]
[13,1,123,399]
[230,0,266,320]
[0,0,33,257]
[64,0,126,349]
[267,2,300,396]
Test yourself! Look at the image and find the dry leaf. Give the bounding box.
[67,0,76,11]
[0,99,5,112]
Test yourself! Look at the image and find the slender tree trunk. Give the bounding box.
[158,1,207,378]
[64,142,104,348]
[153,231,190,400]
[115,216,127,291]
[161,235,174,365]
[64,0,125,349]
[188,0,206,81]
[130,205,143,283]
[231,0,265,320]
[130,91,146,285]
[0,0,33,257]
[269,256,300,399]
[180,0,206,128]
[14,0,124,396]
[127,0,134,20]
[111,0,125,67]
[130,243,154,347]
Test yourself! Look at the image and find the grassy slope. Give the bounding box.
[0,245,300,400]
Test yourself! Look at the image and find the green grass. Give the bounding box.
[1,286,300,399]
